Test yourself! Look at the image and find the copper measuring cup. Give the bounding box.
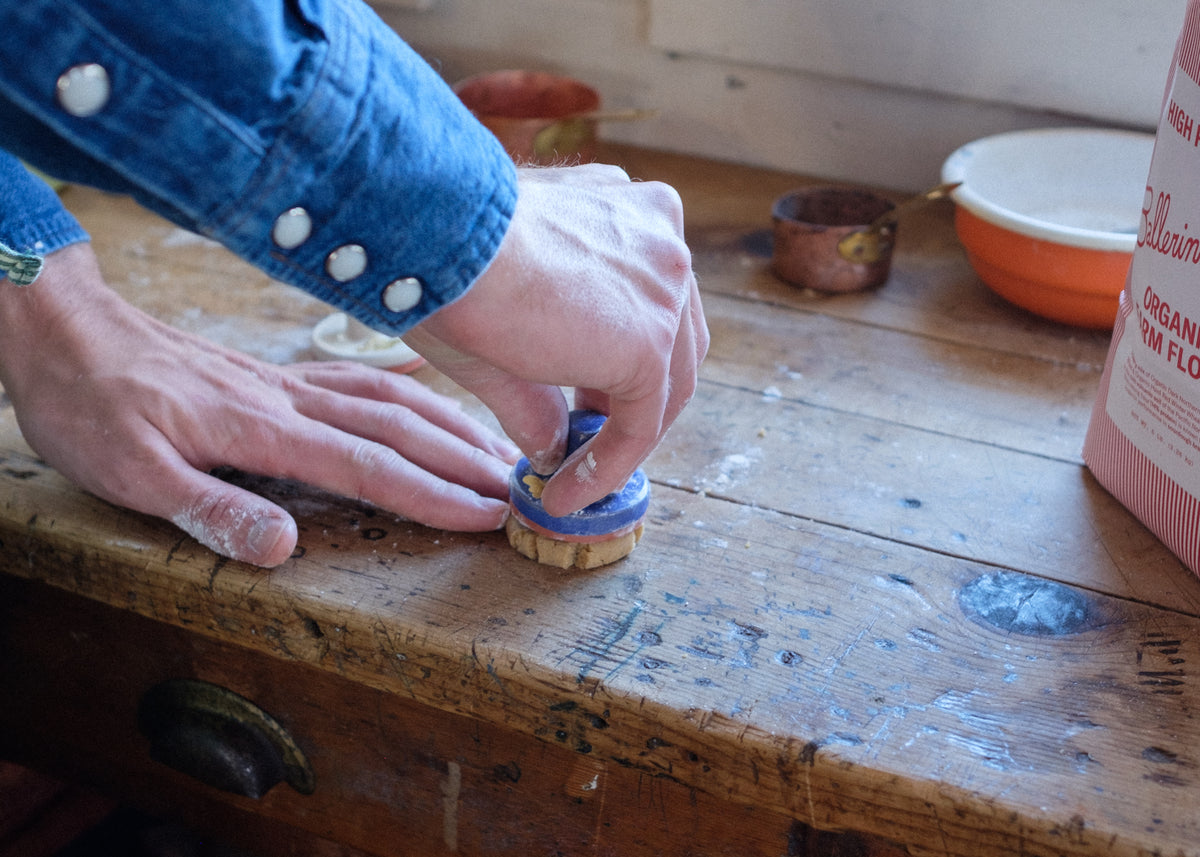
[454,70,654,164]
[771,187,897,293]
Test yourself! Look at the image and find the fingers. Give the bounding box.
[105,437,300,568]
[293,362,521,463]
[167,471,300,568]
[143,409,512,567]
[544,275,706,516]
[287,385,514,504]
[128,362,521,563]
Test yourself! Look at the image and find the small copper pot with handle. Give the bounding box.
[771,182,959,293]
[770,187,897,293]
[454,70,602,165]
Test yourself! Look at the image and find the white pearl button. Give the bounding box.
[56,63,111,117]
[382,277,423,312]
[325,244,367,282]
[271,207,313,249]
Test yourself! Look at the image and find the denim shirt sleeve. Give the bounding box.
[0,0,516,334]
[0,151,89,268]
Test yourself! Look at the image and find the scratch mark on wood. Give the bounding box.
[569,602,646,683]
[441,760,461,852]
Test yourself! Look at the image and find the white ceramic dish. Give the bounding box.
[940,128,1155,327]
[941,127,1153,248]
[311,312,425,372]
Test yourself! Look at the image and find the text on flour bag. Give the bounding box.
[1084,0,1200,575]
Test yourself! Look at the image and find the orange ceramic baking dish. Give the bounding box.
[941,128,1155,329]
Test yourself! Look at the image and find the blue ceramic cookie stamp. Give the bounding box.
[506,410,650,569]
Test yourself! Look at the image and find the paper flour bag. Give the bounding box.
[1084,1,1200,574]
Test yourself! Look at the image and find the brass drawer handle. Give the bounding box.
[137,679,315,799]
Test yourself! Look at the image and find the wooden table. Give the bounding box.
[3,144,1199,857]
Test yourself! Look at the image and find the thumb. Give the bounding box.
[165,472,299,567]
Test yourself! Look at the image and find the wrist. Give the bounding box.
[0,242,113,395]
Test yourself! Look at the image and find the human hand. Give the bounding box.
[0,243,519,567]
[405,163,708,517]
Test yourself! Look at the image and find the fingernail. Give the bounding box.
[246,514,296,566]
[529,450,564,476]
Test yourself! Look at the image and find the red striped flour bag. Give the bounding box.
[1084,0,1200,574]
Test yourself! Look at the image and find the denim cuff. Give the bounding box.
[0,152,88,286]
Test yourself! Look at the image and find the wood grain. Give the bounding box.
[3,144,1200,857]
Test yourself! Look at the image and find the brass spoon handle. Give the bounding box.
[837,181,961,264]
[579,108,660,123]
[868,181,961,233]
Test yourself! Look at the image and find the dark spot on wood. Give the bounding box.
[730,620,768,641]
[361,527,387,541]
[677,644,722,661]
[888,574,914,586]
[575,740,592,754]
[1142,746,1181,764]
[739,228,774,257]
[645,737,670,750]
[554,730,568,742]
[633,630,662,646]
[588,715,609,730]
[549,701,578,712]
[777,649,802,666]
[799,740,821,765]
[900,497,922,509]
[300,617,323,639]
[493,761,521,783]
[959,570,1096,636]
[641,656,669,670]
[787,820,875,857]
[1139,670,1186,693]
[830,733,864,747]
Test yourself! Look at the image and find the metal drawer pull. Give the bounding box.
[137,679,315,799]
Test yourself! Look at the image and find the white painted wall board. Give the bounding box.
[372,0,1179,190]
[648,0,1186,126]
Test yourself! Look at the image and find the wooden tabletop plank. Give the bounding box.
[2,447,1199,857]
[647,382,1198,613]
[700,290,1102,463]
[6,146,1200,857]
[61,180,1185,607]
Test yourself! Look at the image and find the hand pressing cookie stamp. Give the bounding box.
[506,410,650,569]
